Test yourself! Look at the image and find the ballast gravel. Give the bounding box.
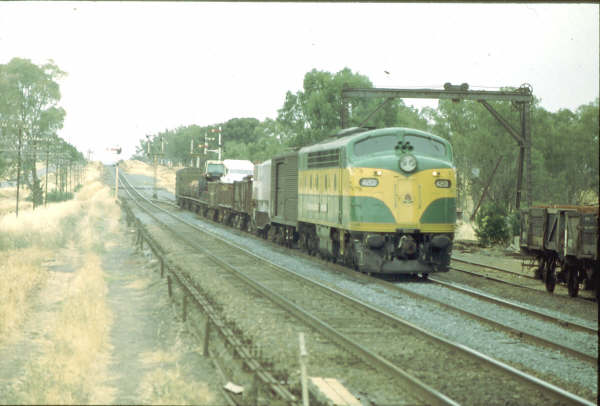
[172,209,597,402]
[127,175,597,402]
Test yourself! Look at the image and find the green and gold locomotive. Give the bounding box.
[295,127,456,275]
[177,126,457,276]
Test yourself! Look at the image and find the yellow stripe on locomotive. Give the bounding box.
[299,166,456,233]
[297,127,456,274]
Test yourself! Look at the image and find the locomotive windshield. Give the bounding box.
[403,134,447,158]
[353,134,397,156]
[353,133,447,159]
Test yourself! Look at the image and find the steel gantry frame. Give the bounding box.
[341,84,533,210]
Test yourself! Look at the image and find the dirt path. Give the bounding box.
[0,192,224,404]
[102,234,225,405]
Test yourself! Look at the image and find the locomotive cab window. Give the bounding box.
[354,134,397,156]
[403,134,447,158]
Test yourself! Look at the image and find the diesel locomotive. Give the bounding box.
[176,127,457,276]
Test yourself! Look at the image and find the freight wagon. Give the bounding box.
[520,205,599,297]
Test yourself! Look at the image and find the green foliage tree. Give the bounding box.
[0,58,67,208]
[474,202,511,246]
[277,68,429,148]
[134,67,598,220]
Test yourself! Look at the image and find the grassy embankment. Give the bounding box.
[0,163,117,403]
[1,162,215,404]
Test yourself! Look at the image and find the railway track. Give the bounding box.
[116,168,594,406]
[394,276,597,363]
[450,256,597,303]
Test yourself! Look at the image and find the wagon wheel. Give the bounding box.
[545,256,557,293]
[535,257,546,280]
[567,264,580,298]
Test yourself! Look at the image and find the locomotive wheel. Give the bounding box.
[545,257,557,293]
[567,265,579,298]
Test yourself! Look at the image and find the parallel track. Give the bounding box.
[118,170,594,406]
[118,171,444,405]
[450,257,597,303]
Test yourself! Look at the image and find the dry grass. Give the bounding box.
[0,187,32,216]
[0,248,51,343]
[120,159,177,193]
[11,253,115,405]
[137,362,216,405]
[0,162,117,403]
[0,164,118,252]
[1,162,217,404]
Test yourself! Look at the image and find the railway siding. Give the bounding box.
[169,203,598,401]
[117,168,596,405]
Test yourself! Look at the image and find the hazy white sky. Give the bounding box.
[1,2,598,163]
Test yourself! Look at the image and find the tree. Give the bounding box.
[0,58,66,208]
[277,68,428,148]
[277,68,376,146]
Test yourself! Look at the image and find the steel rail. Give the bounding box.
[429,277,597,335]
[449,264,596,303]
[452,256,537,280]
[120,170,595,406]
[118,169,457,406]
[393,279,597,364]
[115,170,299,405]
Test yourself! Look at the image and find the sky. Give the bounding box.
[1,2,598,164]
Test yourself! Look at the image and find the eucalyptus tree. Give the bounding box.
[277,68,428,147]
[0,58,66,208]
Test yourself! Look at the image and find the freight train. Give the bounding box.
[176,127,457,276]
[520,205,599,298]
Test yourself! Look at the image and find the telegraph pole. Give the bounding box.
[44,136,51,206]
[15,127,22,217]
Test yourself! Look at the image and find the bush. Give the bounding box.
[45,191,74,203]
[474,203,511,246]
[507,211,521,236]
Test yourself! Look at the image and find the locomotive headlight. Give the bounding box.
[360,178,379,187]
[435,179,451,188]
[399,154,417,172]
